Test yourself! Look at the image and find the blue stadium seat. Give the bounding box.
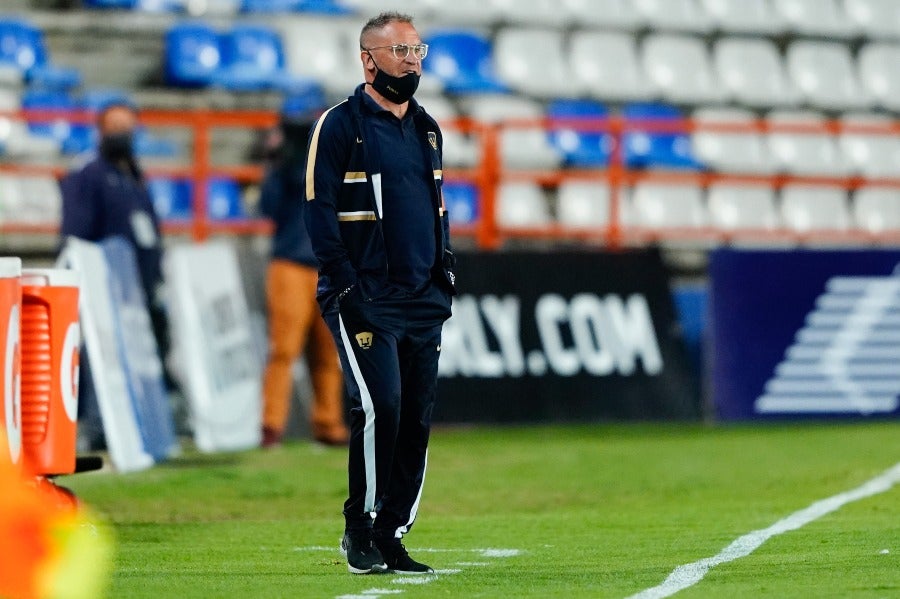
[621,102,703,170]
[82,0,138,7]
[241,0,303,10]
[217,24,289,91]
[295,0,353,14]
[164,22,223,87]
[206,177,244,219]
[0,19,80,90]
[547,99,613,167]
[148,178,192,220]
[20,89,76,144]
[423,30,507,95]
[442,181,479,225]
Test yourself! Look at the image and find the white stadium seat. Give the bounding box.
[570,31,653,102]
[460,94,562,169]
[766,110,850,177]
[707,184,780,231]
[838,113,900,178]
[496,181,552,227]
[858,43,900,112]
[634,0,713,33]
[844,0,900,40]
[699,0,786,35]
[491,0,572,27]
[556,181,612,229]
[781,185,851,233]
[493,28,579,99]
[713,37,799,108]
[417,94,479,168]
[562,0,644,29]
[692,107,774,174]
[420,0,500,26]
[786,41,870,112]
[631,183,708,229]
[642,34,724,105]
[279,19,361,98]
[773,0,856,38]
[853,187,900,233]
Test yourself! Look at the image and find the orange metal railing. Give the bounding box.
[2,107,900,249]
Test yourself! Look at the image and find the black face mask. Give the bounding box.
[369,58,420,105]
[100,132,135,162]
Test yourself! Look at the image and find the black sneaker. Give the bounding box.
[340,530,388,575]
[373,536,434,575]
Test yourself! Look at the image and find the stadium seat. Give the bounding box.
[0,19,80,90]
[20,89,79,152]
[217,24,313,92]
[419,0,500,25]
[546,99,613,167]
[631,183,708,229]
[417,94,479,168]
[0,118,60,158]
[780,185,851,233]
[164,22,222,87]
[858,43,900,112]
[135,0,184,11]
[707,184,780,232]
[441,181,479,225]
[699,0,786,35]
[556,181,616,229]
[82,0,138,6]
[838,113,900,177]
[148,177,192,220]
[634,0,713,33]
[570,31,653,102]
[713,37,799,109]
[766,110,850,176]
[853,187,900,233]
[460,94,562,169]
[772,0,855,38]
[496,181,551,227]
[423,30,507,95]
[641,34,724,105]
[17,175,62,224]
[786,41,870,112]
[622,102,702,170]
[206,177,244,219]
[691,107,774,174]
[278,20,359,98]
[493,28,579,99]
[0,174,24,223]
[241,0,303,11]
[491,0,572,26]
[844,0,900,40]
[563,0,643,29]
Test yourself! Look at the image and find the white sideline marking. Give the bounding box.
[628,462,900,599]
[326,546,522,598]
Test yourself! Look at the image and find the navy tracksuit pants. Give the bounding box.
[324,280,452,538]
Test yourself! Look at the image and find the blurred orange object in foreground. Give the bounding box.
[0,431,112,599]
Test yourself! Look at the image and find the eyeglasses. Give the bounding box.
[363,43,429,61]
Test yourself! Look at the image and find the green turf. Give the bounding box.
[59,422,899,598]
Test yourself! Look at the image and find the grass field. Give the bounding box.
[59,422,899,598]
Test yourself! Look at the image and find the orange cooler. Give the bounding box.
[19,268,80,476]
[1,257,22,468]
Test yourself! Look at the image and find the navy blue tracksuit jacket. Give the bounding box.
[304,84,456,537]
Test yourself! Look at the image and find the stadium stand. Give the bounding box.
[1,0,900,252]
[496,181,551,227]
[853,187,900,234]
[781,184,852,234]
[631,182,708,230]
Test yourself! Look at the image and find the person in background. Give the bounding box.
[59,100,170,374]
[258,106,349,448]
[304,12,456,576]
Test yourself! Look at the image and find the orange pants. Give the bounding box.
[262,259,347,440]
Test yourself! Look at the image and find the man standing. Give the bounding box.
[304,12,456,575]
[59,101,169,373]
[259,113,348,448]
